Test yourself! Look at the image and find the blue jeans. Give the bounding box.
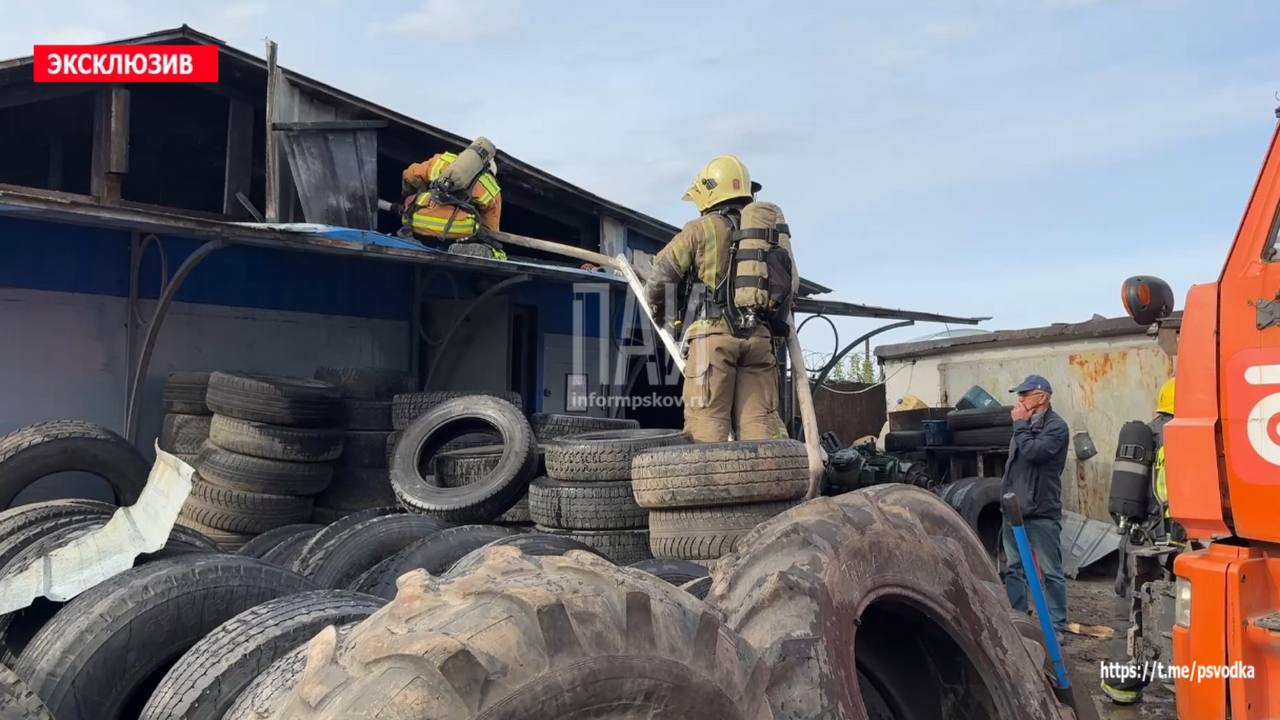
[1002,517,1067,633]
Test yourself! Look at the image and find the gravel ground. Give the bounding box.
[1062,574,1176,720]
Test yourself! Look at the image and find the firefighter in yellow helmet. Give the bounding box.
[643,155,796,442]
[1150,377,1174,515]
[400,137,504,258]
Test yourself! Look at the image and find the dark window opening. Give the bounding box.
[0,91,94,194]
[510,305,537,411]
[123,85,230,214]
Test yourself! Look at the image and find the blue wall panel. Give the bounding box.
[0,218,414,321]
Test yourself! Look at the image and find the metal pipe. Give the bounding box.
[810,320,915,391]
[125,240,229,443]
[423,274,531,390]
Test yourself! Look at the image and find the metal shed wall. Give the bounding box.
[881,334,1173,521]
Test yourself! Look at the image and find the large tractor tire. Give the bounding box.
[273,546,769,719]
[706,485,1067,719]
[0,665,52,720]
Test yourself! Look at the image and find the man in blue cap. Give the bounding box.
[1002,374,1070,635]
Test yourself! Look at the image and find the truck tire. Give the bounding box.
[391,391,522,429]
[498,495,531,523]
[649,501,797,560]
[706,489,1066,719]
[359,524,521,598]
[680,576,712,600]
[140,590,384,720]
[261,530,323,569]
[0,509,112,571]
[176,515,256,551]
[290,507,401,573]
[940,477,1004,560]
[528,477,647,530]
[196,443,332,496]
[271,549,767,719]
[237,523,323,559]
[162,372,212,415]
[544,428,690,481]
[631,440,808,509]
[160,414,211,455]
[529,413,640,441]
[446,532,606,576]
[883,430,926,452]
[209,416,344,462]
[206,372,342,428]
[952,426,1014,447]
[184,477,314,533]
[0,421,150,507]
[532,525,650,565]
[0,665,52,720]
[313,468,396,511]
[390,397,536,522]
[314,367,415,400]
[629,558,709,587]
[222,624,357,720]
[947,406,1014,431]
[340,400,391,430]
[337,430,391,469]
[0,500,115,550]
[304,514,451,589]
[14,556,315,720]
[436,444,547,488]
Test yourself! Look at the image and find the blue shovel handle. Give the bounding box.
[1001,492,1071,690]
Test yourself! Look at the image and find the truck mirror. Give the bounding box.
[1121,276,1174,325]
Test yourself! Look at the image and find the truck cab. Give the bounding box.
[1137,120,1280,719]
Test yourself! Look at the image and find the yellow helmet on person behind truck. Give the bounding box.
[681,154,762,212]
[1156,378,1175,415]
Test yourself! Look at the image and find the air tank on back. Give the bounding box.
[1109,420,1155,527]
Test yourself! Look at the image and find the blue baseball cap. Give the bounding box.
[1009,374,1053,394]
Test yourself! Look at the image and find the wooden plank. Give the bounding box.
[90,87,129,202]
[222,98,254,217]
[264,40,279,221]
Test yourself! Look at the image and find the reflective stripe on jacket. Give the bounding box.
[401,153,502,240]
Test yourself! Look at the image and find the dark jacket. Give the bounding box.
[1002,408,1069,519]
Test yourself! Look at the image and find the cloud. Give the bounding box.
[380,0,522,39]
[217,3,267,21]
[39,26,109,45]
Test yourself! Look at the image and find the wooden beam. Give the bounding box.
[0,83,95,111]
[223,98,254,217]
[264,39,279,221]
[90,87,130,203]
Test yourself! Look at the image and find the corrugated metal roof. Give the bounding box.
[875,313,1175,361]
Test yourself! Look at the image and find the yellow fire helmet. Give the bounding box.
[1156,377,1176,415]
[681,154,762,213]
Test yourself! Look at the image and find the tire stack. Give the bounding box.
[178,372,344,551]
[312,368,415,524]
[947,406,1014,447]
[387,390,521,467]
[527,429,689,565]
[434,444,541,524]
[632,439,809,565]
[159,372,213,464]
[528,413,640,442]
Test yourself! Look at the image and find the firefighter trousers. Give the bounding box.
[681,329,787,442]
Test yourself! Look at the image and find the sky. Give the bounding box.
[2,0,1278,356]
